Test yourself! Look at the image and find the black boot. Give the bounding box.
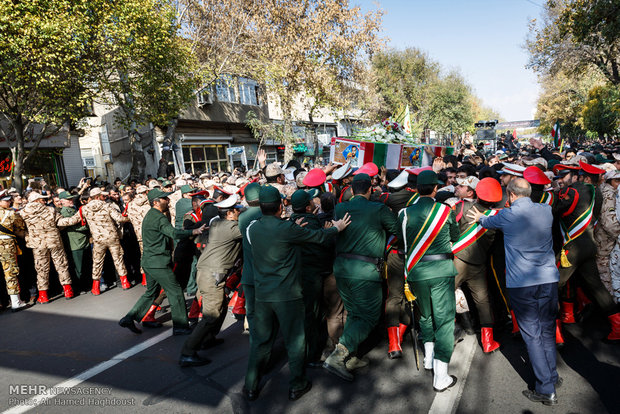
[459,312,475,336]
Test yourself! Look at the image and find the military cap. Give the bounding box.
[27,192,49,203]
[259,185,282,203]
[58,191,77,200]
[180,184,195,195]
[214,194,243,209]
[387,170,409,189]
[352,173,371,183]
[354,162,379,177]
[244,182,261,202]
[332,161,353,180]
[524,166,551,185]
[476,177,502,203]
[417,170,438,185]
[456,176,479,190]
[303,168,326,187]
[89,188,109,197]
[136,185,148,194]
[147,188,174,203]
[291,189,312,210]
[265,162,284,178]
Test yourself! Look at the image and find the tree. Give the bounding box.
[581,84,620,139]
[527,0,620,85]
[96,0,196,181]
[246,0,383,161]
[422,71,474,138]
[0,0,102,192]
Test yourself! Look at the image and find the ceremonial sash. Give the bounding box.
[322,182,333,193]
[451,209,499,254]
[540,191,554,206]
[406,192,420,207]
[405,203,451,272]
[191,211,201,222]
[559,185,595,246]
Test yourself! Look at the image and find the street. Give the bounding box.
[1,284,619,414]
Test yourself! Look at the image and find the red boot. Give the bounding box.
[141,305,162,328]
[510,310,520,334]
[387,326,403,359]
[556,319,565,346]
[560,301,576,324]
[188,298,201,320]
[232,292,246,316]
[37,290,49,304]
[120,275,131,290]
[141,273,147,287]
[91,280,101,296]
[576,287,592,313]
[607,313,620,341]
[398,323,408,345]
[62,284,74,300]
[481,327,500,353]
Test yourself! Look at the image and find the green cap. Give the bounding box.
[147,188,174,203]
[547,159,560,171]
[352,173,371,183]
[417,170,438,185]
[259,185,282,204]
[244,182,261,202]
[58,191,77,200]
[180,184,194,194]
[157,177,165,182]
[162,180,172,187]
[291,189,312,210]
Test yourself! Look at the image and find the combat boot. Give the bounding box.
[560,301,576,324]
[188,297,201,325]
[481,327,500,353]
[345,355,369,371]
[141,273,147,287]
[10,294,28,312]
[62,284,74,300]
[323,343,354,381]
[432,359,457,392]
[398,323,408,345]
[120,275,131,290]
[510,310,520,334]
[91,280,101,296]
[387,326,403,359]
[423,342,434,371]
[555,319,565,347]
[607,313,620,341]
[37,290,49,304]
[141,305,162,328]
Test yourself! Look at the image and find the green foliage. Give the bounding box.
[422,71,474,135]
[581,84,620,138]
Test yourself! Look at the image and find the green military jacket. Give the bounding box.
[196,217,242,273]
[248,215,338,302]
[239,206,262,286]
[290,212,335,277]
[333,195,402,281]
[141,208,193,268]
[379,187,417,215]
[554,181,602,245]
[174,198,193,229]
[398,196,459,282]
[60,206,90,251]
[452,200,495,266]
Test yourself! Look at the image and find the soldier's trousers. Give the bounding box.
[559,239,617,315]
[70,247,91,291]
[454,257,494,326]
[410,277,456,363]
[0,240,20,294]
[302,272,325,362]
[245,299,308,392]
[33,246,71,290]
[322,273,346,345]
[125,265,189,328]
[92,240,126,280]
[181,269,229,356]
[336,278,382,354]
[386,252,410,328]
[242,283,256,335]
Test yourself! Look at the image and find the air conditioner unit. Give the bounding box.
[197,87,213,106]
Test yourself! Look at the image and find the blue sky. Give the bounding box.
[356,0,544,121]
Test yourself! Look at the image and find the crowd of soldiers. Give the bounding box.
[1,139,620,403]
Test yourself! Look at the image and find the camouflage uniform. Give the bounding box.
[126,193,150,257]
[594,182,620,297]
[81,199,129,280]
[0,207,26,294]
[18,202,78,290]
[168,190,182,225]
[271,182,297,217]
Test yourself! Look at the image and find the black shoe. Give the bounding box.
[289,381,312,401]
[173,327,193,336]
[179,353,211,367]
[201,338,224,349]
[460,312,476,336]
[142,321,163,329]
[522,389,558,406]
[306,361,323,369]
[388,350,403,359]
[243,386,259,401]
[555,377,563,389]
[119,316,142,334]
[433,375,457,392]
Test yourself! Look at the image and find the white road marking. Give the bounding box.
[3,328,172,414]
[428,334,478,414]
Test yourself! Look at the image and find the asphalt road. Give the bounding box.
[0,284,619,414]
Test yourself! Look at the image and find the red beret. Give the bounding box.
[476,177,502,203]
[353,162,379,177]
[579,160,605,175]
[523,166,551,185]
[302,168,327,187]
[552,164,579,175]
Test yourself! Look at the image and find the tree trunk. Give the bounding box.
[282,97,294,162]
[157,118,178,178]
[128,121,146,182]
[11,118,25,194]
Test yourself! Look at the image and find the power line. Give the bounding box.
[523,0,545,9]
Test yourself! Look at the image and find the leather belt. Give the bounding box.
[419,253,453,262]
[338,253,380,265]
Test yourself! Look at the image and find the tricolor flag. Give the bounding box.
[551,121,561,149]
[396,104,412,135]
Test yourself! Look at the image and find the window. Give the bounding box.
[238,77,259,105]
[215,75,237,103]
[182,145,230,175]
[99,125,111,154]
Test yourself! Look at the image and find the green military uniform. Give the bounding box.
[60,204,91,292]
[239,204,262,333]
[554,181,617,316]
[124,204,194,328]
[174,197,193,229]
[333,187,402,355]
[291,202,335,363]
[245,186,338,394]
[182,216,242,356]
[399,195,459,363]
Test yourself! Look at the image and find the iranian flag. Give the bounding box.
[551,121,561,148]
